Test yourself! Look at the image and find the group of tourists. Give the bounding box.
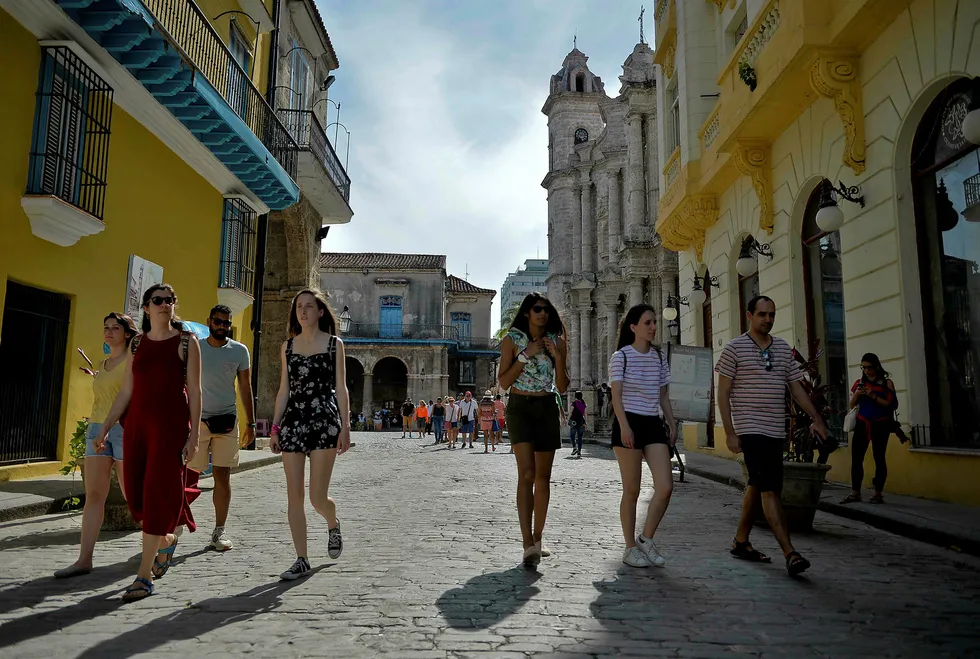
[55,282,903,598]
[55,286,349,599]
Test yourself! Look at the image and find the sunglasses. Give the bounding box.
[861,364,875,371]
[149,296,175,306]
[211,318,232,328]
[531,305,550,314]
[760,348,773,371]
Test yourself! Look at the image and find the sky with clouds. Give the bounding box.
[316,0,653,331]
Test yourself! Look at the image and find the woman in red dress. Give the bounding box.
[96,283,202,601]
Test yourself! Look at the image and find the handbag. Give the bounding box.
[204,413,237,435]
[843,406,859,433]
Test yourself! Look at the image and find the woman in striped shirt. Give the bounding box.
[609,304,677,568]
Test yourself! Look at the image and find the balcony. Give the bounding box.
[346,323,459,342]
[52,0,300,210]
[278,109,352,223]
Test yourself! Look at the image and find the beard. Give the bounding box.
[211,329,228,340]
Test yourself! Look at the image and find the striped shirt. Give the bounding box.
[608,345,671,416]
[714,334,802,438]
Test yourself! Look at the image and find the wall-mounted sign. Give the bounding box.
[125,255,163,330]
[667,344,714,423]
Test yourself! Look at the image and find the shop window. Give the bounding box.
[911,78,980,448]
[219,198,257,295]
[27,46,113,220]
[801,183,848,442]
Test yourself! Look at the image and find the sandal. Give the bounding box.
[786,551,811,576]
[151,535,178,579]
[840,493,862,504]
[869,493,884,504]
[122,577,154,602]
[730,539,772,563]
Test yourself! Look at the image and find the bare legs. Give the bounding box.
[71,457,124,569]
[211,466,231,528]
[513,443,555,549]
[614,444,674,547]
[735,485,795,556]
[283,449,338,559]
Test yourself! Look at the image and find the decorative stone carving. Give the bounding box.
[662,41,676,79]
[732,140,774,235]
[808,54,866,175]
[21,196,105,247]
[701,110,721,150]
[738,2,781,68]
[656,194,719,262]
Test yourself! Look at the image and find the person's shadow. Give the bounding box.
[1,565,330,655]
[435,566,541,629]
[0,555,137,619]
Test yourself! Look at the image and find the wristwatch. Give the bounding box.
[517,351,529,364]
[246,422,257,429]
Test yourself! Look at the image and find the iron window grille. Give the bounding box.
[219,198,257,294]
[27,46,113,221]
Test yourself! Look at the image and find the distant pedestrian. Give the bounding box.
[416,400,428,438]
[400,398,415,438]
[479,390,496,453]
[426,400,434,436]
[431,397,446,445]
[446,396,460,448]
[95,284,202,600]
[55,312,137,579]
[596,384,606,418]
[493,394,506,449]
[842,353,898,505]
[568,391,587,457]
[457,392,478,449]
[270,289,351,581]
[190,304,254,553]
[716,295,828,576]
[498,293,569,568]
[609,304,677,568]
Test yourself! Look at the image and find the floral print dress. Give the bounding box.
[279,336,341,453]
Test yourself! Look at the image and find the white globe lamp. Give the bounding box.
[688,287,707,308]
[736,254,758,277]
[815,203,845,233]
[963,109,980,145]
[663,305,678,321]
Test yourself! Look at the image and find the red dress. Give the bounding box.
[124,333,197,535]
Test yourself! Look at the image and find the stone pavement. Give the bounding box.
[1,432,979,658]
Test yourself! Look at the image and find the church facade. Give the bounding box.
[542,43,679,397]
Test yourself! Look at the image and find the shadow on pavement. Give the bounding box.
[435,566,541,629]
[0,528,133,551]
[0,555,135,619]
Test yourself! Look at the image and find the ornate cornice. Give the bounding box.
[654,27,677,79]
[656,194,719,262]
[732,140,774,235]
[808,53,866,174]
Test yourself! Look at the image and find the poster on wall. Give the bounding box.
[667,344,714,423]
[125,255,164,329]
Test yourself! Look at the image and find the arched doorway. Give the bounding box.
[345,357,364,415]
[911,77,980,448]
[373,357,408,413]
[801,182,847,440]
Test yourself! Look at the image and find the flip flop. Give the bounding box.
[54,565,91,579]
[121,577,154,602]
[151,535,178,579]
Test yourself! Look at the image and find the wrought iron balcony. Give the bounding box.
[346,323,459,341]
[278,109,350,203]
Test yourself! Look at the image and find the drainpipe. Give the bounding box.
[248,0,282,449]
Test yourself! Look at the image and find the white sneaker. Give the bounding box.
[280,556,311,581]
[208,527,233,551]
[622,546,650,567]
[522,544,541,568]
[539,542,552,558]
[637,535,666,567]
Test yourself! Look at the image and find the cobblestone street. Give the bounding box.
[1,432,979,658]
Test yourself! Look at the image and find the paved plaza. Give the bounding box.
[1,432,979,658]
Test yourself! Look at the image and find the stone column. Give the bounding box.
[645,113,659,224]
[579,308,592,386]
[581,181,594,272]
[648,278,663,344]
[362,372,374,415]
[571,185,582,274]
[629,279,644,307]
[607,169,621,265]
[605,303,619,372]
[625,115,645,238]
[569,323,581,389]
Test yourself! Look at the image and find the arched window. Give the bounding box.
[911,77,980,447]
[801,182,847,438]
[575,73,585,92]
[737,266,759,334]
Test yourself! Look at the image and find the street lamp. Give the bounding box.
[663,293,688,321]
[815,179,865,233]
[338,306,352,333]
[735,236,774,277]
[686,274,719,308]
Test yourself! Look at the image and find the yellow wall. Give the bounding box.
[0,10,253,480]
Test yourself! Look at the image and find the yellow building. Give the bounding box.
[0,0,351,480]
[655,0,980,505]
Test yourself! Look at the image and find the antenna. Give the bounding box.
[638,6,646,44]
[465,263,469,281]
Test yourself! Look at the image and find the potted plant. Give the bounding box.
[741,339,840,531]
[738,62,757,91]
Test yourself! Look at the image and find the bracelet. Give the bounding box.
[271,423,281,435]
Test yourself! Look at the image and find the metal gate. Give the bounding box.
[0,282,71,464]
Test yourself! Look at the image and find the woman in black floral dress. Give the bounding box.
[271,289,351,580]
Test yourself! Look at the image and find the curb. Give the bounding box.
[0,453,282,524]
[685,463,980,557]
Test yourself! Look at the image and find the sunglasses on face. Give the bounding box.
[531,305,550,314]
[211,318,232,328]
[861,364,875,371]
[760,348,773,371]
[149,296,175,307]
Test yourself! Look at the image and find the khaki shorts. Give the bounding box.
[188,424,241,471]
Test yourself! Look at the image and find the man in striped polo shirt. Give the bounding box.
[715,295,828,576]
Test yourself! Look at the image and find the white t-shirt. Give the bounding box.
[608,345,671,416]
[457,399,478,422]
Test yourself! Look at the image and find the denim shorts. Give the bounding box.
[461,420,475,434]
[85,422,124,460]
